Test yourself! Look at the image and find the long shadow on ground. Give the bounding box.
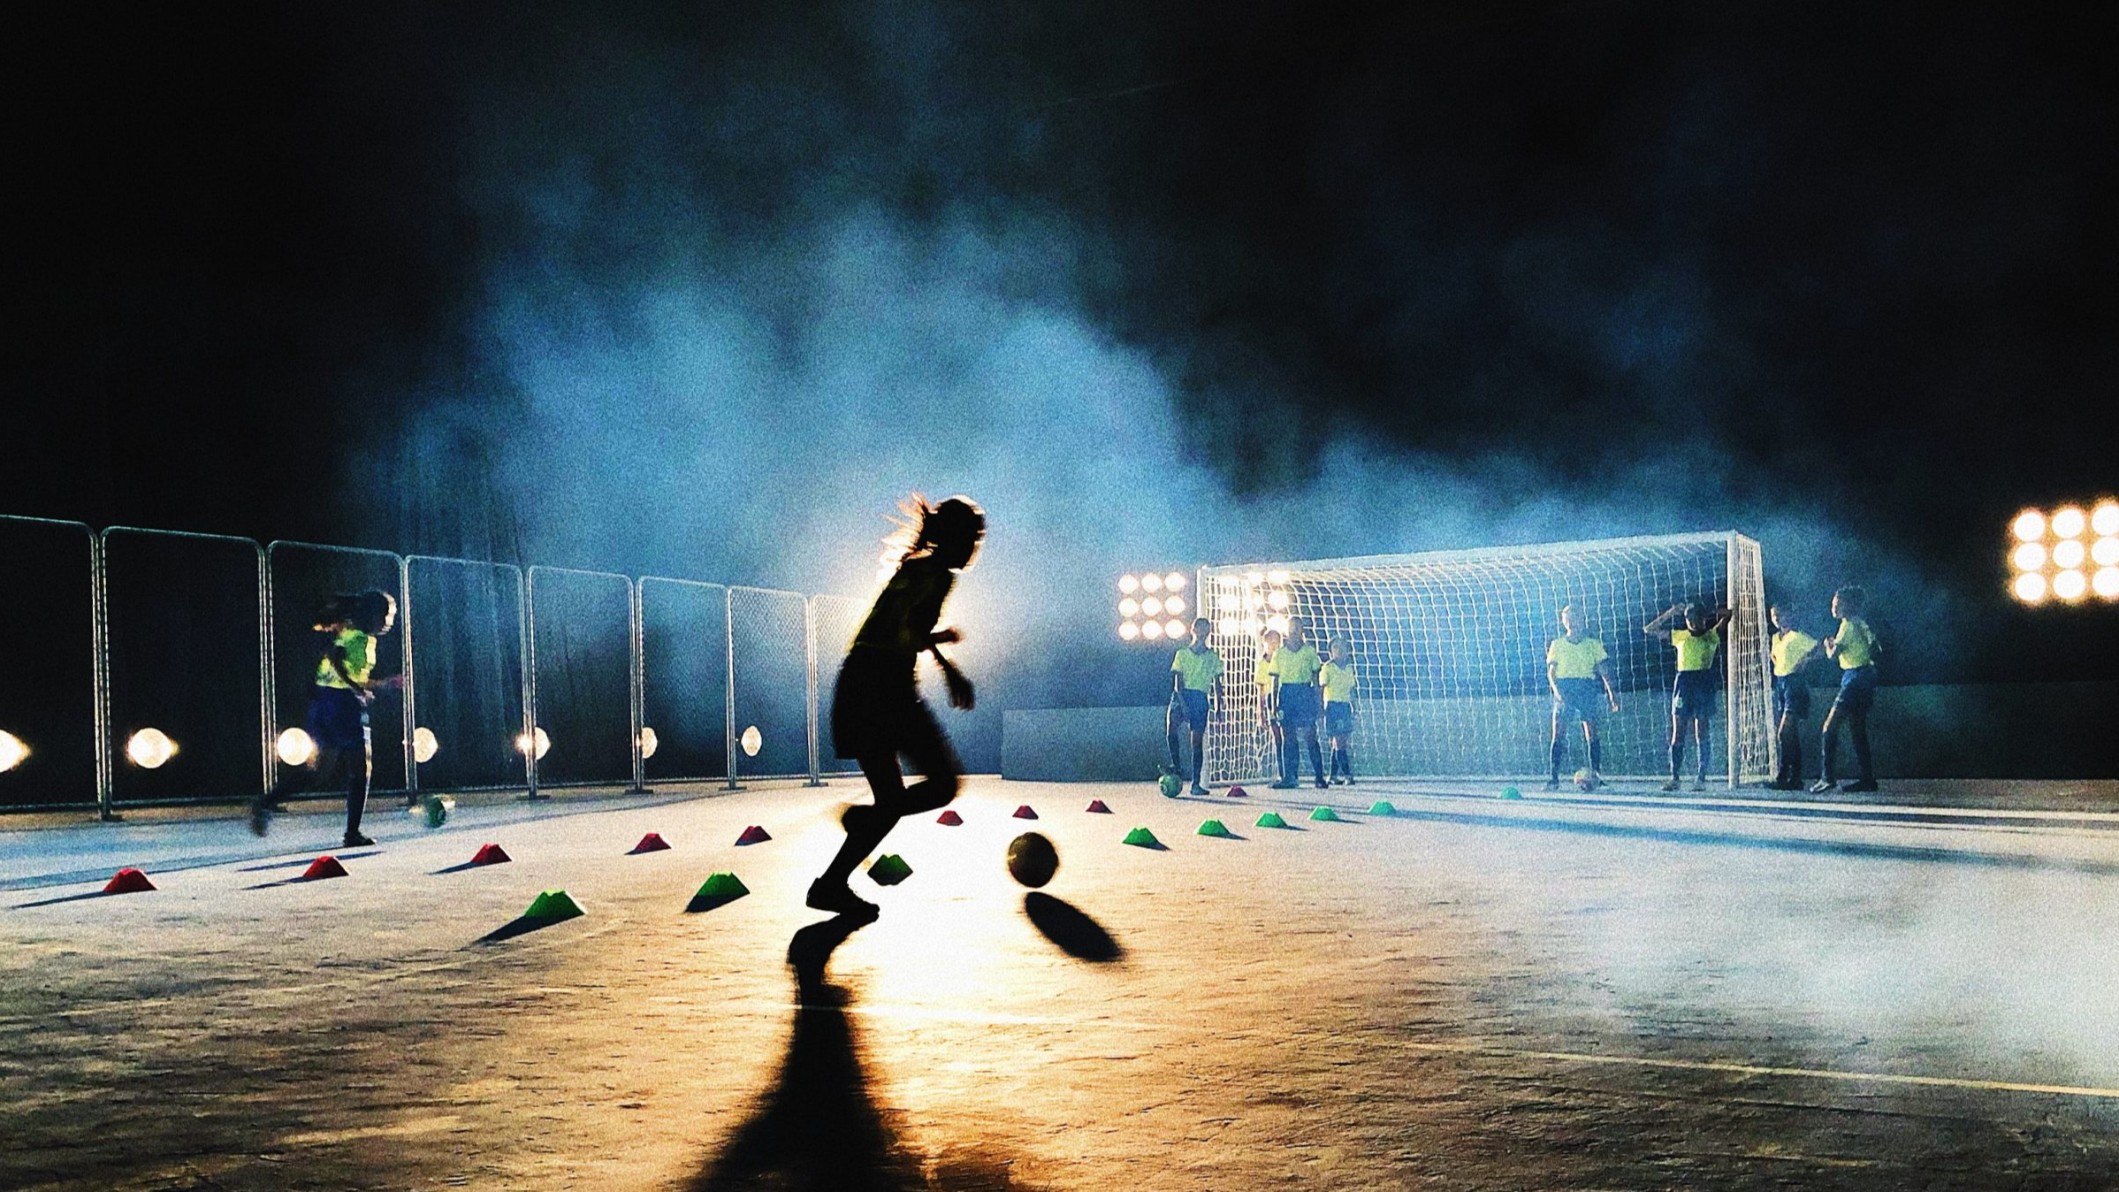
[1023,893,1124,963]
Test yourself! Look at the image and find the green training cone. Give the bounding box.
[1255,811,1288,828]
[522,889,584,921]
[1196,819,1232,837]
[1122,826,1161,847]
[868,854,913,886]
[1310,806,1342,822]
[1368,800,1397,816]
[695,872,749,899]
[1500,786,1523,800]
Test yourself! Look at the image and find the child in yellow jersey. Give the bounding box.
[1546,602,1619,791]
[1814,586,1881,793]
[1168,617,1223,796]
[251,590,403,845]
[1767,603,1822,789]
[1270,617,1327,789]
[1256,628,1286,785]
[1319,637,1357,785]
[1644,601,1732,792]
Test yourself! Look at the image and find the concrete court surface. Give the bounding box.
[5,777,2119,1191]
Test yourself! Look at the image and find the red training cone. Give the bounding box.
[300,855,348,881]
[102,867,156,894]
[1085,799,1112,813]
[1227,785,1248,798]
[629,832,671,854]
[1013,805,1039,820]
[936,809,964,825]
[734,825,772,845]
[470,843,512,866]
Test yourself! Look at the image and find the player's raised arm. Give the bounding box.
[1644,605,1682,637]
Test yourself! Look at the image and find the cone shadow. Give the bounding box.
[472,914,573,944]
[14,889,120,909]
[1023,892,1125,963]
[234,849,380,873]
[685,891,749,914]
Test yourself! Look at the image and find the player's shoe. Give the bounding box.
[1189,783,1209,797]
[1544,778,1560,792]
[1691,781,1707,792]
[1842,780,1879,792]
[1314,778,1329,789]
[1659,779,1680,792]
[343,831,375,848]
[1268,779,1298,790]
[1808,779,1838,794]
[249,795,272,837]
[806,878,879,920]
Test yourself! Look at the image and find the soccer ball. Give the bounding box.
[1573,769,1599,792]
[411,794,454,828]
[1006,832,1059,888]
[1158,771,1182,798]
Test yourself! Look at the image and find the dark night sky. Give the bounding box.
[7,0,2119,692]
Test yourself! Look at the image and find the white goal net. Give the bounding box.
[1199,532,1770,787]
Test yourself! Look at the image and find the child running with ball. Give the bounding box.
[806,495,984,919]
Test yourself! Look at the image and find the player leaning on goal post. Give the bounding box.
[1644,601,1732,792]
[1546,602,1619,791]
[1168,617,1222,796]
[1767,602,1822,789]
[1814,585,1881,793]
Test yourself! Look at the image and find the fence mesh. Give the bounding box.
[730,587,810,780]
[528,567,634,787]
[639,579,729,783]
[404,557,527,791]
[0,517,98,809]
[808,594,869,777]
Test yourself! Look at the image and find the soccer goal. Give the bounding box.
[1199,532,1770,788]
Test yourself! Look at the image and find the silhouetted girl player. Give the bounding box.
[251,590,402,845]
[807,495,984,918]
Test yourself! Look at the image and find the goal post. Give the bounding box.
[1199,532,1771,788]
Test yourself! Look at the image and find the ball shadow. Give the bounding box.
[1022,892,1125,963]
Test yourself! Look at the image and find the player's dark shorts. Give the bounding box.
[1324,701,1354,736]
[1278,682,1321,727]
[306,686,368,752]
[1832,664,1878,715]
[1552,678,1605,723]
[1772,673,1812,720]
[1671,670,1717,719]
[830,648,958,776]
[1170,688,1209,731]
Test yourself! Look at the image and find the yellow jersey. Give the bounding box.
[1546,635,1607,680]
[1771,630,1819,678]
[1320,661,1357,704]
[1670,627,1720,673]
[315,628,375,689]
[1171,646,1224,691]
[1834,617,1878,669]
[1273,643,1324,686]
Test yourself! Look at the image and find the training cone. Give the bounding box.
[629,832,672,854]
[734,825,772,845]
[1084,799,1111,813]
[1500,786,1523,800]
[300,855,348,881]
[1255,811,1289,828]
[1012,804,1039,819]
[1310,806,1342,822]
[1197,819,1232,837]
[102,867,155,894]
[1368,800,1397,817]
[936,810,964,826]
[1227,785,1248,798]
[469,843,512,866]
[868,854,914,886]
[689,872,749,908]
[1122,826,1160,847]
[522,889,584,921]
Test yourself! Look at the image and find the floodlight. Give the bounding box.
[2094,502,2119,538]
[0,731,26,773]
[413,726,439,763]
[2053,507,2087,539]
[1141,573,1163,593]
[275,727,316,767]
[2054,570,2089,602]
[2054,540,2087,569]
[1244,571,1263,584]
[2012,542,2047,571]
[1119,621,1141,641]
[1142,596,1164,617]
[2095,538,2119,568]
[639,727,659,759]
[1118,574,1139,594]
[1241,617,1263,638]
[1217,617,1241,636]
[1165,572,1187,592]
[2012,572,2048,604]
[1164,618,1187,638]
[1142,620,1165,640]
[126,728,176,769]
[1244,592,1265,611]
[1166,594,1186,615]
[1266,614,1290,635]
[1266,570,1290,584]
[1267,590,1289,611]
[740,725,763,757]
[1119,597,1140,618]
[2012,509,2047,542]
[514,727,552,759]
[2096,568,2119,600]
[1216,594,1242,614]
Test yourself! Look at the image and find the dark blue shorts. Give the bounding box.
[1278,683,1321,727]
[1772,673,1812,720]
[1324,701,1354,736]
[1170,689,1209,731]
[307,686,369,752]
[1553,678,1605,723]
[1832,665,1878,715]
[1672,670,1717,719]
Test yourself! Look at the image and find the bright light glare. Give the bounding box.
[1118,597,1140,618]
[2095,538,2119,567]
[0,731,27,773]
[1141,620,1165,640]
[2095,502,2119,537]
[1141,573,1163,593]
[413,726,439,763]
[1164,618,1187,638]
[2012,542,2047,571]
[1118,574,1139,594]
[2054,570,2089,602]
[1142,596,1164,617]
[1164,572,1186,592]
[1217,617,1241,636]
[2012,572,2048,604]
[2053,507,2087,539]
[1119,621,1141,641]
[1166,594,1186,615]
[639,727,659,759]
[2054,540,2087,569]
[1266,614,1290,635]
[740,725,762,757]
[2096,568,2119,600]
[2012,509,2047,542]
[1244,591,1265,611]
[275,727,316,767]
[126,728,176,769]
[515,727,552,759]
[1244,571,1264,584]
[1267,590,1290,611]
[1266,569,1290,584]
[1216,595,1242,613]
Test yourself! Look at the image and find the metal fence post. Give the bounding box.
[520,565,543,800]
[805,597,822,786]
[399,555,418,796]
[724,587,739,791]
[90,530,114,821]
[628,577,650,793]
